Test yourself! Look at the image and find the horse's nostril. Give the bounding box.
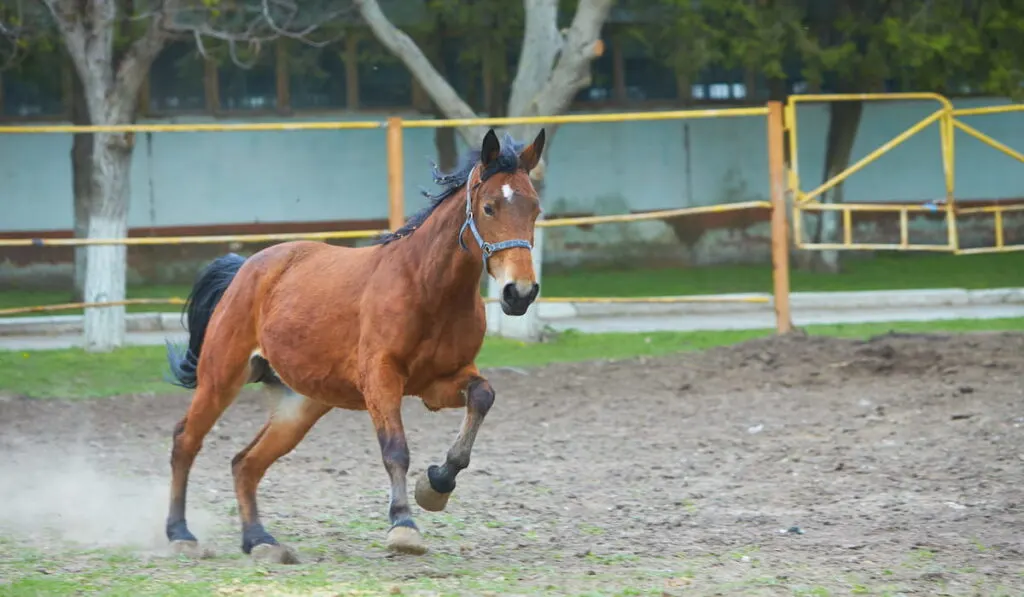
[502,282,539,304]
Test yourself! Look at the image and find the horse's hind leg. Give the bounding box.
[414,366,495,513]
[166,352,253,556]
[231,388,330,564]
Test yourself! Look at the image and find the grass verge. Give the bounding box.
[2,317,1022,400]
[2,252,1022,317]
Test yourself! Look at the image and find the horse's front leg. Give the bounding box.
[415,366,495,512]
[364,362,426,555]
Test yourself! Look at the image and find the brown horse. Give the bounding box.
[163,128,545,562]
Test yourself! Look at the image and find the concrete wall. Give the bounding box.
[1,95,1021,285]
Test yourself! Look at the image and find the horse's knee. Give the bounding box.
[467,377,495,417]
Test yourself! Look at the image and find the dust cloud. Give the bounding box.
[0,446,216,553]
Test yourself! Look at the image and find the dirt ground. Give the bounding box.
[1,331,1023,596]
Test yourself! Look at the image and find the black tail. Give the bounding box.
[165,253,247,389]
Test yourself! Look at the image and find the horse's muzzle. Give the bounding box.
[500,281,540,316]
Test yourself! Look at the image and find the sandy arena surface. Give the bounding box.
[1,331,1023,595]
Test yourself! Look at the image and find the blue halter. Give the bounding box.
[458,164,533,265]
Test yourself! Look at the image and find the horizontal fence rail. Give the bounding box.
[400,107,770,128]
[0,121,384,134]
[0,229,389,248]
[0,298,187,317]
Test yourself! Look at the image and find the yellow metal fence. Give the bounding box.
[4,93,1019,331]
[0,105,794,332]
[786,93,1024,255]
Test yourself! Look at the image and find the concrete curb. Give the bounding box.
[1,287,1022,337]
[536,287,1024,320]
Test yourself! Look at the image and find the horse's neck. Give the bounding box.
[400,191,482,301]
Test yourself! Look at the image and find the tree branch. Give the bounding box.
[529,0,613,119]
[354,0,486,147]
[505,0,612,155]
[112,0,172,120]
[508,0,561,118]
[163,1,349,68]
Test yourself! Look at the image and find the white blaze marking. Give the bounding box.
[501,184,514,202]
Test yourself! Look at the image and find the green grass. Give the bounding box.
[3,545,1014,597]
[3,252,1022,317]
[542,251,1024,297]
[0,542,883,597]
[2,317,1022,400]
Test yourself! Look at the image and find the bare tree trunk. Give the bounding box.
[425,26,457,172]
[435,125,458,172]
[83,133,134,351]
[49,0,167,351]
[71,69,93,302]
[810,100,863,273]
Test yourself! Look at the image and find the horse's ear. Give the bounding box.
[518,128,546,173]
[480,129,501,168]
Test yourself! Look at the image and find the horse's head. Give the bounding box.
[465,128,546,316]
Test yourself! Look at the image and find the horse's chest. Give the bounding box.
[413,315,484,376]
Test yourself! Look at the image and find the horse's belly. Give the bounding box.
[292,376,366,411]
[259,345,365,410]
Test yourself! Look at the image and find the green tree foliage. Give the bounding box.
[636,0,1023,272]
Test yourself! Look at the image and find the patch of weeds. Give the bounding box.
[100,551,140,565]
[584,552,640,566]
[341,516,383,534]
[792,587,831,597]
[1,577,93,596]
[678,498,700,514]
[430,512,469,532]
[728,544,762,560]
[578,523,605,536]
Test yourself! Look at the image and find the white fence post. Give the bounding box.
[486,226,544,341]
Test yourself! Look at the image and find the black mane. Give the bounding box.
[371,131,526,246]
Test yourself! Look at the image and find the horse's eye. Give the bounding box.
[483,204,496,216]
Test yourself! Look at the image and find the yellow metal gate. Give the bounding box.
[784,93,1024,254]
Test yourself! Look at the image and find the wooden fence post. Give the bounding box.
[767,101,794,334]
[386,117,404,232]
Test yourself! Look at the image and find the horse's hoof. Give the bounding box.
[386,525,428,555]
[250,543,300,565]
[169,540,214,559]
[415,473,451,512]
